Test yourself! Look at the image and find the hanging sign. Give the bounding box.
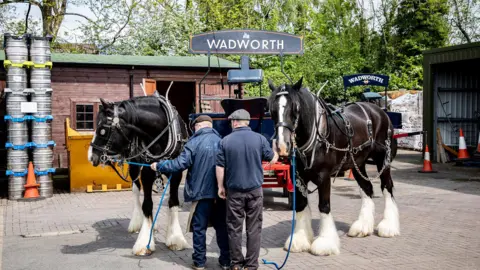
[189,30,304,55]
[343,74,390,88]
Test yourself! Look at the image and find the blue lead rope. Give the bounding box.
[110,158,170,252]
[112,159,153,167]
[147,161,170,251]
[262,150,297,270]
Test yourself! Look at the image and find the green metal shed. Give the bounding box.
[422,42,480,161]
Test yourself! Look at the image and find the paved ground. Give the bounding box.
[1,150,480,270]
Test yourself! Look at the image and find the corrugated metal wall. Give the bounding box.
[433,59,479,146]
[423,42,480,159]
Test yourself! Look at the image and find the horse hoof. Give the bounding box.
[376,219,400,238]
[166,235,189,251]
[168,244,183,251]
[310,236,340,256]
[347,219,374,238]
[284,233,312,253]
[127,228,140,234]
[133,248,152,256]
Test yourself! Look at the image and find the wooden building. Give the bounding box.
[0,51,240,170]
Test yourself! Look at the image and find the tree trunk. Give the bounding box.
[39,0,67,40]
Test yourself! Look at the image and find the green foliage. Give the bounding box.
[391,0,449,89]
[1,0,472,100]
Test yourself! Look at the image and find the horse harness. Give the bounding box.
[90,95,188,182]
[274,89,392,197]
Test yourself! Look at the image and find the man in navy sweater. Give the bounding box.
[151,115,230,270]
[216,109,278,270]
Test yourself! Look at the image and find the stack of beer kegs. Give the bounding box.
[30,36,54,198]
[4,34,29,200]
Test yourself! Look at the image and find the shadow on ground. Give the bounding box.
[59,216,350,269]
[60,219,136,255]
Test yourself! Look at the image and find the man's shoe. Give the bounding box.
[191,263,205,270]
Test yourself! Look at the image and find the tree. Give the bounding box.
[372,0,399,72]
[0,0,138,50]
[1,0,71,39]
[107,0,205,56]
[392,0,449,89]
[448,0,480,44]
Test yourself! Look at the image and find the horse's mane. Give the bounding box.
[117,96,166,125]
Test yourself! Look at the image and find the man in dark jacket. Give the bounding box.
[216,109,278,270]
[151,115,230,270]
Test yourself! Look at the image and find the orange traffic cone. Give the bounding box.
[456,128,470,160]
[344,169,354,180]
[419,144,437,173]
[474,131,480,159]
[24,162,40,199]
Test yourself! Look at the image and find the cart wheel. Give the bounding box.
[287,192,294,210]
[282,187,289,197]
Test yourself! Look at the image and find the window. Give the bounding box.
[70,100,104,131]
[76,104,94,130]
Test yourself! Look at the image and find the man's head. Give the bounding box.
[228,109,250,129]
[192,115,213,132]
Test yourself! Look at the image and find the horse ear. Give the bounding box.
[268,79,276,91]
[100,98,112,110]
[293,77,303,91]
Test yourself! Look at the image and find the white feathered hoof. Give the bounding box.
[377,219,400,238]
[165,206,189,251]
[284,232,312,253]
[128,212,143,233]
[347,189,375,238]
[348,218,374,238]
[132,217,156,256]
[133,247,153,256]
[128,184,143,233]
[284,207,314,252]
[377,189,400,238]
[310,213,340,256]
[310,236,340,256]
[166,234,189,251]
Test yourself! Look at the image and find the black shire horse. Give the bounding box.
[88,96,189,256]
[268,78,399,256]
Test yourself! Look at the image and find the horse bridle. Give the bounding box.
[273,87,337,172]
[90,104,131,163]
[273,88,324,146]
[273,87,300,139]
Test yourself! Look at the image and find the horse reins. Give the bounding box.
[90,98,185,182]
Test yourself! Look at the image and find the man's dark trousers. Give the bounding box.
[191,199,230,267]
[226,187,263,270]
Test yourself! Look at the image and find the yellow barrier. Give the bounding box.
[65,118,132,192]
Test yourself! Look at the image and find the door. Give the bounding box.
[142,78,157,96]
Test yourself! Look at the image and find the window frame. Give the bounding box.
[71,100,102,131]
